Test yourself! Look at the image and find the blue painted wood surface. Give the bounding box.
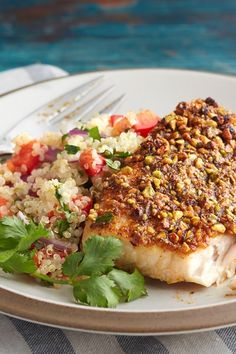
[0,0,236,74]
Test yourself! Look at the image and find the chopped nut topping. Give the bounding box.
[211,223,226,233]
[92,98,236,254]
[145,156,155,165]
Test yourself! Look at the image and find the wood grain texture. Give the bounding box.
[0,0,236,74]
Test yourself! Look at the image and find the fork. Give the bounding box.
[0,76,125,159]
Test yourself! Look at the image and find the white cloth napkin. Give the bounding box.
[0,63,68,95]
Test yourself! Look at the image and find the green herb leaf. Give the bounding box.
[95,212,113,224]
[73,275,121,307]
[0,249,17,263]
[55,187,71,215]
[62,252,84,279]
[31,273,69,285]
[65,144,80,155]
[89,126,101,141]
[56,219,70,236]
[0,216,27,241]
[18,222,49,251]
[102,150,113,158]
[1,253,36,274]
[0,216,49,272]
[0,237,18,250]
[55,187,62,204]
[0,217,49,252]
[75,236,122,276]
[105,158,121,171]
[114,151,131,158]
[102,150,131,159]
[61,133,69,143]
[108,268,147,302]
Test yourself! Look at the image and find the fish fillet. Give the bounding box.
[83,98,236,286]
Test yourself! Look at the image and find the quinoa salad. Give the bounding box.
[0,110,158,307]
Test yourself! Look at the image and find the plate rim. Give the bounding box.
[1,67,236,333]
[1,287,236,334]
[1,67,236,99]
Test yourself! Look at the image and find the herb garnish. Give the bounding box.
[56,219,70,236]
[0,216,49,272]
[95,212,114,224]
[88,126,101,141]
[105,159,121,171]
[103,150,131,159]
[65,144,80,155]
[0,217,147,308]
[61,133,69,143]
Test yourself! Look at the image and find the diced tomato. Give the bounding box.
[7,141,41,174]
[47,210,65,220]
[0,197,7,207]
[47,210,55,219]
[133,110,160,137]
[73,195,93,215]
[110,115,125,126]
[33,253,40,267]
[82,198,93,214]
[111,116,132,137]
[79,149,106,177]
[0,197,8,218]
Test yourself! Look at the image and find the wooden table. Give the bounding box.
[0,0,236,74]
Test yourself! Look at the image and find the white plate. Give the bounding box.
[0,69,236,335]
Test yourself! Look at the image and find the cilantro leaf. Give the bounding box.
[73,275,121,307]
[18,222,49,251]
[0,217,49,252]
[95,212,113,224]
[0,249,17,263]
[0,216,27,241]
[1,253,36,274]
[56,219,70,236]
[0,237,18,250]
[108,268,147,302]
[89,127,101,141]
[102,150,131,159]
[65,144,80,155]
[61,133,69,143]
[31,273,69,285]
[75,236,122,276]
[105,159,121,171]
[55,187,62,204]
[62,252,84,279]
[102,150,113,158]
[55,187,71,215]
[114,151,131,158]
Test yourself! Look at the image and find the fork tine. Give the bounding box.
[48,75,103,108]
[51,86,114,124]
[0,76,104,142]
[42,75,103,120]
[98,94,125,115]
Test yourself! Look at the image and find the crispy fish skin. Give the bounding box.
[83,98,236,286]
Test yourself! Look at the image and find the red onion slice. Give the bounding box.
[39,237,72,252]
[68,128,88,137]
[44,148,62,163]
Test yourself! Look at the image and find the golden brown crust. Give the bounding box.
[88,98,236,254]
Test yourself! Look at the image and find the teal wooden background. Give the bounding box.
[0,0,236,74]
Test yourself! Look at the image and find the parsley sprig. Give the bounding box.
[0,217,147,308]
